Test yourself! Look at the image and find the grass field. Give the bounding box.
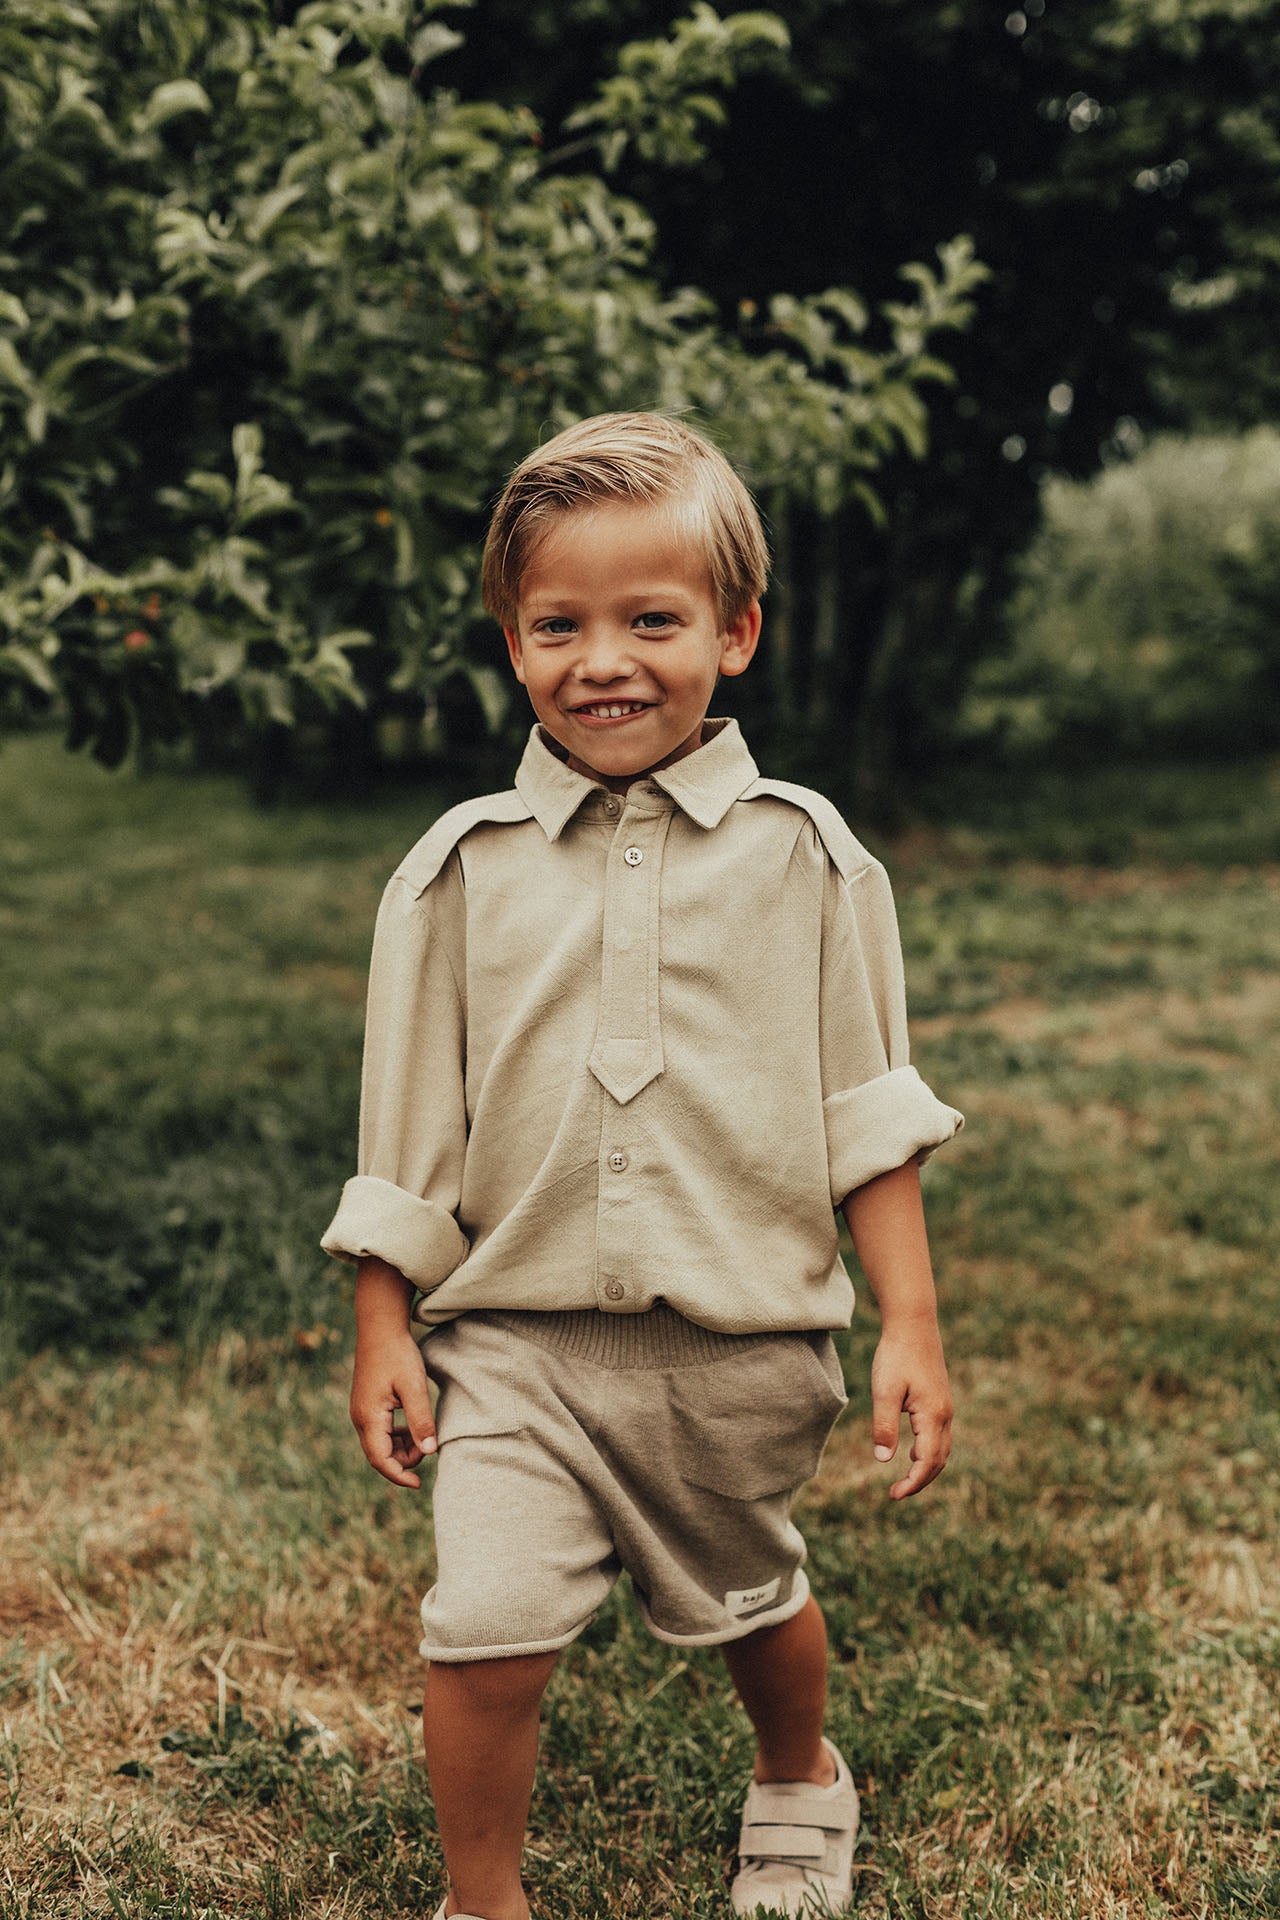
[1,734,1277,1919]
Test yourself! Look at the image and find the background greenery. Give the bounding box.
[2,738,1277,1916]
[962,428,1280,762]
[4,0,1280,806]
[0,0,981,798]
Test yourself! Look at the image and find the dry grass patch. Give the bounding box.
[1,1352,441,1917]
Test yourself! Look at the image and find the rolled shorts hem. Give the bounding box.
[418,1568,813,1663]
[418,1616,592,1664]
[639,1569,812,1649]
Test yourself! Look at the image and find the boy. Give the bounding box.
[322,413,963,1920]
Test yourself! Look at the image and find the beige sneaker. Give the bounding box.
[431,1905,488,1919]
[730,1736,860,1917]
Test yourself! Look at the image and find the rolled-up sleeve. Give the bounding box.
[819,852,963,1205]
[320,856,469,1291]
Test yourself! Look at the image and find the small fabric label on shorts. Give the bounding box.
[725,1576,782,1616]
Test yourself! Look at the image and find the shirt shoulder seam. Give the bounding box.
[394,790,533,898]
[738,777,877,883]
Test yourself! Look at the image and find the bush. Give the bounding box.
[0,0,983,775]
[960,429,1280,759]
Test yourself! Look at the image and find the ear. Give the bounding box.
[503,624,527,685]
[717,600,762,678]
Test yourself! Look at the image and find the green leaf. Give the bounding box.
[178,473,235,511]
[140,79,213,129]
[812,288,869,335]
[410,22,465,67]
[259,672,295,729]
[232,423,264,486]
[0,339,35,395]
[0,643,59,696]
[0,292,30,332]
[24,392,48,444]
[243,183,308,243]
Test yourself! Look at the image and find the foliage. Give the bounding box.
[0,0,982,772]
[561,2,790,170]
[961,429,1280,759]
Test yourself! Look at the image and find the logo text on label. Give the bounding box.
[725,1576,782,1616]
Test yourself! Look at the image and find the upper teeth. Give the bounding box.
[581,703,646,718]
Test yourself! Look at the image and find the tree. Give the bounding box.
[443,0,1280,802]
[0,0,983,785]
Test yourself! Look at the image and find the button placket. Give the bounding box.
[586,809,670,1105]
[590,798,670,1310]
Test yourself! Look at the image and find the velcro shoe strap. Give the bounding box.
[738,1820,828,1863]
[744,1788,847,1832]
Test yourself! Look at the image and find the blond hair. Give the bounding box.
[481,412,769,629]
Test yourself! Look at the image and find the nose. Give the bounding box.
[574,625,636,686]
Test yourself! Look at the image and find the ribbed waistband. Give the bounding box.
[485,1303,781,1369]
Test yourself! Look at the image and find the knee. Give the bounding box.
[428,1648,559,1717]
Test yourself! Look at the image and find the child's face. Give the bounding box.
[503,502,760,792]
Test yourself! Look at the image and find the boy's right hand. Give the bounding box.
[350,1329,437,1489]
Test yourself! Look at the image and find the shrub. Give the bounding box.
[960,429,1280,760]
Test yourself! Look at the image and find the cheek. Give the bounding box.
[523,661,560,700]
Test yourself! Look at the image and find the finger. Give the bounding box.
[890,1454,945,1499]
[389,1425,438,1473]
[373,1443,424,1490]
[395,1359,437,1459]
[354,1406,423,1489]
[890,1416,951,1499]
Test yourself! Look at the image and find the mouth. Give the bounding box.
[568,701,654,723]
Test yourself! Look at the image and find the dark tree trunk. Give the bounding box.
[764,490,798,735]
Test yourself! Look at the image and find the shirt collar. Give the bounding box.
[514,718,760,840]
[648,718,760,827]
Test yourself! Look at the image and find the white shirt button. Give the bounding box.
[602,795,621,817]
[623,846,643,866]
[607,1150,629,1173]
[604,1281,625,1301]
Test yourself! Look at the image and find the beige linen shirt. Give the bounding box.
[321,719,963,1332]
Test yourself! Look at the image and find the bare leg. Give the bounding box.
[422,1648,560,1920]
[720,1594,837,1785]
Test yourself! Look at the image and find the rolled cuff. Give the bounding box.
[320,1174,469,1291]
[825,1065,964,1206]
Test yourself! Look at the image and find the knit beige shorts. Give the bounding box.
[417,1304,848,1663]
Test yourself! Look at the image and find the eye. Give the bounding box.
[635,611,676,631]
[535,617,576,637]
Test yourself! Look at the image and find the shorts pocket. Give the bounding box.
[670,1331,848,1500]
[422,1314,525,1444]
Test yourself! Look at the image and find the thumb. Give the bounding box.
[399,1361,437,1454]
[871,1381,904,1463]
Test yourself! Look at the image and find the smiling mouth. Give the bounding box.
[571,701,653,720]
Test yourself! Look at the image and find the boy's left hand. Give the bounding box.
[870,1320,953,1500]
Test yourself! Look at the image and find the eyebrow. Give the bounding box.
[523,585,696,612]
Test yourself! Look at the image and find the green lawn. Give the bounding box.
[1,735,1277,1918]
